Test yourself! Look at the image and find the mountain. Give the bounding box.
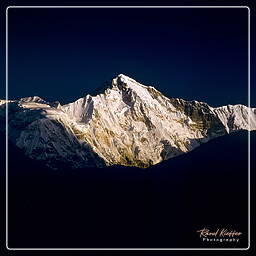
[5,130,253,248]
[1,74,255,169]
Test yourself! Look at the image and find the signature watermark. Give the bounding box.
[197,228,242,243]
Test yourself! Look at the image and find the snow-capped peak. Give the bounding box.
[112,74,146,89]
[20,96,47,103]
[1,74,255,169]
[110,74,160,105]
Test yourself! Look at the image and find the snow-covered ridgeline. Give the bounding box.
[0,74,255,169]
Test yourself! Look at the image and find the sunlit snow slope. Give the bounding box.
[1,74,255,169]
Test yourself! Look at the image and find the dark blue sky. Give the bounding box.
[6,7,250,107]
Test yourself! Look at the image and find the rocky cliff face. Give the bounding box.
[1,74,255,169]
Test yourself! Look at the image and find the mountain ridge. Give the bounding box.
[1,74,255,169]
[5,130,252,248]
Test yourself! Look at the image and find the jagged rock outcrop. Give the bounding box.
[1,74,255,169]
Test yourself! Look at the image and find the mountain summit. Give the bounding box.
[1,74,256,169]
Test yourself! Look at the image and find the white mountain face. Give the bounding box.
[1,74,255,169]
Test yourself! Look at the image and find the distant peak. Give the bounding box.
[20,96,47,103]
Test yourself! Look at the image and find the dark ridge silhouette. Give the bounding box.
[1,131,254,249]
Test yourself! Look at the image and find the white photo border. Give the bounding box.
[5,5,251,251]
